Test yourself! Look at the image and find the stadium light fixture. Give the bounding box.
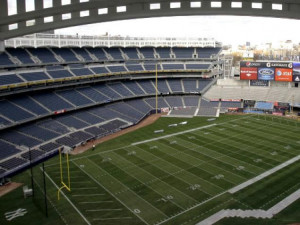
[25,0,35,12]
[150,3,161,10]
[231,2,242,8]
[61,0,71,6]
[170,2,181,9]
[252,2,262,9]
[117,6,127,13]
[8,23,18,30]
[62,13,71,20]
[190,2,201,8]
[211,1,222,8]
[80,10,89,17]
[44,16,53,23]
[26,19,35,27]
[98,8,108,15]
[43,0,53,9]
[272,4,282,11]
[7,0,17,16]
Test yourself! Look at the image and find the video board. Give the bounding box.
[240,61,297,82]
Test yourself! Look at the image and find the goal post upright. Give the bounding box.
[57,147,71,200]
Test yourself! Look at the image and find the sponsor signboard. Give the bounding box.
[240,61,292,68]
[258,67,275,80]
[250,80,269,86]
[293,75,300,82]
[293,62,300,82]
[240,67,257,80]
[275,68,293,82]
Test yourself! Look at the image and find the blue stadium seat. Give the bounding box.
[6,48,34,64]
[85,48,108,60]
[0,52,14,66]
[139,47,155,58]
[19,71,50,81]
[52,48,79,62]
[0,74,23,85]
[47,69,74,79]
[28,48,58,63]
[56,89,93,106]
[0,100,35,122]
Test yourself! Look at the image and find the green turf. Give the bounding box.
[1,114,300,225]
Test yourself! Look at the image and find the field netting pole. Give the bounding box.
[42,162,48,217]
[155,64,158,114]
[29,147,35,197]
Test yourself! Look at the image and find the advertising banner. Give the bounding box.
[275,68,293,82]
[293,75,300,82]
[293,62,300,82]
[250,80,269,86]
[240,67,257,80]
[258,67,275,80]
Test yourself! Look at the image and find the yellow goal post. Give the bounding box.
[57,147,71,200]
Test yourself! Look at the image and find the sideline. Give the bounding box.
[131,124,217,146]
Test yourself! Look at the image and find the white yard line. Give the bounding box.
[73,160,151,225]
[228,154,300,194]
[79,201,113,204]
[93,217,133,221]
[71,187,98,190]
[44,171,91,225]
[72,193,105,197]
[131,124,217,146]
[86,209,123,212]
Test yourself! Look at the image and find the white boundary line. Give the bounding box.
[228,154,300,194]
[131,124,217,146]
[44,171,91,225]
[197,188,300,225]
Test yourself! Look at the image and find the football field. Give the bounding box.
[43,114,300,225]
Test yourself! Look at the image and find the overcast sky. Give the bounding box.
[55,16,300,46]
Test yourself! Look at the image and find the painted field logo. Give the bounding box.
[5,208,27,221]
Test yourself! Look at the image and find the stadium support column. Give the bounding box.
[0,41,4,52]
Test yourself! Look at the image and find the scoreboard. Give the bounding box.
[240,61,299,82]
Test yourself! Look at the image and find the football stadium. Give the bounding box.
[0,1,300,225]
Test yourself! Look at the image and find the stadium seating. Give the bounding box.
[162,64,184,70]
[0,74,24,85]
[167,79,183,93]
[19,71,50,81]
[103,47,124,60]
[85,47,108,60]
[186,64,210,69]
[52,48,79,62]
[6,48,34,64]
[139,48,155,59]
[71,48,93,61]
[173,47,194,59]
[28,48,58,63]
[183,96,200,107]
[56,89,94,106]
[123,81,146,96]
[0,140,21,160]
[47,69,74,78]
[126,64,144,71]
[122,48,140,59]
[156,48,171,58]
[90,66,109,74]
[31,92,74,111]
[70,68,94,76]
[0,52,14,66]
[0,100,35,122]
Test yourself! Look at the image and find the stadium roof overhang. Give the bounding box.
[0,0,299,40]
